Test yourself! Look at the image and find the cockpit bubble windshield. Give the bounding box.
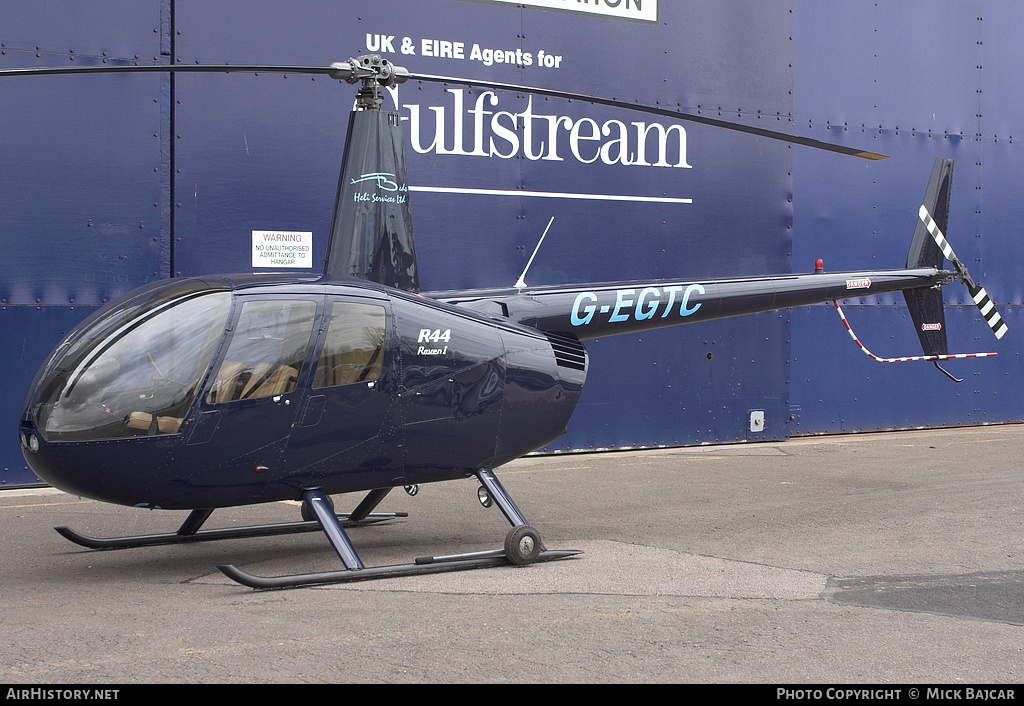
[32,285,232,441]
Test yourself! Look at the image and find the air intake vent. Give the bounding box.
[546,333,587,371]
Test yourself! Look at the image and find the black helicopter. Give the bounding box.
[9,56,1005,589]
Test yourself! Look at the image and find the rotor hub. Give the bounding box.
[329,55,409,110]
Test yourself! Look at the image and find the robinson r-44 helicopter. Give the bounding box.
[8,55,1006,589]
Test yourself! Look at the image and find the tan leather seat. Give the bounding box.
[239,363,273,399]
[315,348,379,387]
[243,365,298,398]
[126,412,182,434]
[206,360,248,403]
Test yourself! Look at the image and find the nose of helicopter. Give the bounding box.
[19,416,175,508]
[18,278,235,508]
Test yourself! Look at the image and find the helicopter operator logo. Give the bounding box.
[352,172,408,204]
[352,172,400,191]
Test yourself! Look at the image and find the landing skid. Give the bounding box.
[219,469,581,589]
[55,511,404,550]
[219,548,581,589]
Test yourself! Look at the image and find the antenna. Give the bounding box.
[514,217,555,290]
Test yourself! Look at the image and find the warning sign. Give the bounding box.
[252,231,313,269]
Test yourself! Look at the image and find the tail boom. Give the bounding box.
[436,267,950,340]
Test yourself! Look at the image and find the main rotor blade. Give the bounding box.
[0,61,889,159]
[0,63,330,77]
[408,71,889,160]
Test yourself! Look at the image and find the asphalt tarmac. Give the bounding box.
[1,424,1022,684]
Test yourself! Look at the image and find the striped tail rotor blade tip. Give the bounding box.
[919,205,1007,341]
[969,285,1008,339]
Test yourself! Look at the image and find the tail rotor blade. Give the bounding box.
[918,204,1007,340]
[966,281,1008,340]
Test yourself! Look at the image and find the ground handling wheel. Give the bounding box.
[504,524,542,565]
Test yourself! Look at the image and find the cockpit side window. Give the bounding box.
[206,299,317,403]
[313,302,386,389]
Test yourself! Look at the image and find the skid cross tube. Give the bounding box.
[303,489,364,570]
[476,468,548,552]
[475,469,529,526]
[349,487,393,522]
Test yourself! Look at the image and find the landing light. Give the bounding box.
[477,486,493,508]
[22,431,39,454]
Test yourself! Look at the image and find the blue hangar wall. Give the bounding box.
[1,1,1021,486]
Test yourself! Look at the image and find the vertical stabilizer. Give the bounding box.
[903,158,953,356]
